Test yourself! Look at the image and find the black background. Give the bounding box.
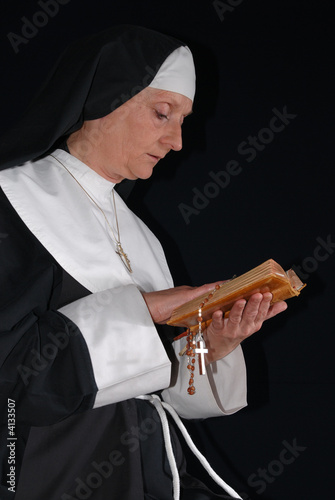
[1,1,334,498]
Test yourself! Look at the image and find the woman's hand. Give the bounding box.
[142,285,288,364]
[142,282,222,324]
[204,292,288,364]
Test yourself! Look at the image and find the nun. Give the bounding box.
[0,25,286,500]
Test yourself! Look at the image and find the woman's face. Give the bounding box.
[69,88,193,183]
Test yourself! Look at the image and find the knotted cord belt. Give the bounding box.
[136,394,242,500]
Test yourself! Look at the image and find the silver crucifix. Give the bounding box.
[195,339,208,375]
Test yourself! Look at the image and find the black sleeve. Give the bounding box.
[0,188,98,427]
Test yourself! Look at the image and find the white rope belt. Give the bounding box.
[136,394,242,500]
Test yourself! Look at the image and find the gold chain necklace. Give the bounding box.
[50,154,133,273]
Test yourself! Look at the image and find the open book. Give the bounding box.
[167,259,306,329]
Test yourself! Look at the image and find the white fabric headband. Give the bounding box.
[149,46,196,102]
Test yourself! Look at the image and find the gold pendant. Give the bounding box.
[116,243,132,273]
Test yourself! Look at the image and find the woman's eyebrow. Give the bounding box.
[164,99,193,116]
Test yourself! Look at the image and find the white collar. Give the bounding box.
[0,151,173,293]
[51,149,116,204]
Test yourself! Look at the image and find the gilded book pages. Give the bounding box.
[167,259,306,329]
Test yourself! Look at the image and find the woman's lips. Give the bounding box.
[147,154,161,161]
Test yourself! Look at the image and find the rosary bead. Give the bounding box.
[204,298,208,303]
[192,358,196,363]
[215,284,220,290]
[198,316,203,323]
[208,293,213,299]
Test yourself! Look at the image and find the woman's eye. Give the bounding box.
[155,111,168,120]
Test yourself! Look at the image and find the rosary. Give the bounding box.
[176,283,222,395]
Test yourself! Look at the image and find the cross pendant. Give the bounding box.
[116,243,133,273]
[195,339,208,375]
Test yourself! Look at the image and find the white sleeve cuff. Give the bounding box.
[162,342,247,419]
[59,285,171,408]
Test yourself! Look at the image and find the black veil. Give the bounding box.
[0,25,184,170]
